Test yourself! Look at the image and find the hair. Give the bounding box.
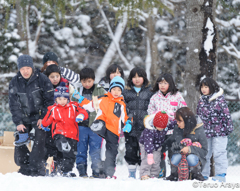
[152,73,178,94]
[199,77,220,95]
[127,67,149,87]
[80,67,95,81]
[105,64,124,83]
[41,62,58,73]
[175,107,197,137]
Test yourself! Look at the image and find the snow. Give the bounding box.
[155,19,169,33]
[204,18,214,56]
[8,55,18,63]
[0,72,16,78]
[194,49,199,53]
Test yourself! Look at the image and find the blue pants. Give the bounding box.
[76,126,102,172]
[171,154,199,167]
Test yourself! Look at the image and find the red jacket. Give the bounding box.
[42,101,88,141]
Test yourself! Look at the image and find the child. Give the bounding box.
[148,73,187,177]
[197,77,233,182]
[71,67,106,178]
[80,76,132,179]
[122,67,153,178]
[41,82,88,177]
[139,111,170,180]
[98,64,124,91]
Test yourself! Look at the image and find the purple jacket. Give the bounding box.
[196,88,233,138]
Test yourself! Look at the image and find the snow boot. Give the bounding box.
[165,163,178,181]
[89,170,100,179]
[77,163,88,178]
[128,165,136,179]
[212,173,226,182]
[190,163,205,181]
[14,132,30,146]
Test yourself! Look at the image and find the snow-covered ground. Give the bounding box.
[0,165,239,191]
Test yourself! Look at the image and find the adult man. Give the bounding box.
[9,55,54,176]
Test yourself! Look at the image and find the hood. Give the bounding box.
[143,114,156,130]
[209,88,224,102]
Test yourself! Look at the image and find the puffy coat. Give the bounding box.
[123,84,153,139]
[196,88,234,138]
[42,101,88,141]
[9,68,54,126]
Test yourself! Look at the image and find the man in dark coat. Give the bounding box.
[9,55,54,176]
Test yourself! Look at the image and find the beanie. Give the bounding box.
[43,52,58,65]
[17,55,34,70]
[54,82,69,101]
[109,76,125,92]
[153,111,169,129]
[46,65,61,77]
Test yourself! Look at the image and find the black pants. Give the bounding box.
[124,133,141,166]
[14,122,46,171]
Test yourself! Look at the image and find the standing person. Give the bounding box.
[147,73,187,177]
[80,76,132,179]
[41,82,88,177]
[165,107,208,181]
[197,77,233,182]
[71,67,106,178]
[41,52,80,84]
[9,55,54,176]
[122,67,153,178]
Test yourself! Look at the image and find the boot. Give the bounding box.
[18,164,31,176]
[77,163,88,178]
[165,163,178,181]
[212,173,226,182]
[89,170,100,179]
[128,165,136,179]
[14,132,30,146]
[190,163,205,181]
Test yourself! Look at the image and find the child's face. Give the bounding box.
[56,97,68,106]
[46,61,56,66]
[110,87,122,98]
[201,84,210,95]
[132,73,144,88]
[49,72,61,86]
[110,68,121,80]
[81,78,94,89]
[176,116,185,129]
[158,80,169,94]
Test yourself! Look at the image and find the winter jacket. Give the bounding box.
[148,90,187,120]
[9,68,54,126]
[42,101,88,141]
[98,77,110,91]
[196,88,234,138]
[72,83,106,126]
[81,91,131,136]
[122,84,153,139]
[60,67,80,84]
[139,114,174,154]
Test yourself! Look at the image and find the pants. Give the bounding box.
[139,143,161,178]
[171,154,199,166]
[202,136,228,177]
[14,122,46,171]
[124,133,141,166]
[76,126,102,173]
[54,134,77,173]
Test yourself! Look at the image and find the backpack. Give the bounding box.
[178,154,189,181]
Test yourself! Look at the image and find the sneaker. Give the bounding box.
[203,176,208,180]
[212,173,226,182]
[141,175,150,180]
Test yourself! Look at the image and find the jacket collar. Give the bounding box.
[157,90,171,98]
[201,88,223,102]
[144,114,155,130]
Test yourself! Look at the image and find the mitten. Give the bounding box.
[171,142,181,154]
[41,124,50,131]
[76,114,84,123]
[72,90,85,103]
[123,120,132,133]
[147,154,155,165]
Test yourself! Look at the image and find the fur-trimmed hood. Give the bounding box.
[209,88,224,102]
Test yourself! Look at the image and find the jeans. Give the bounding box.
[171,154,199,166]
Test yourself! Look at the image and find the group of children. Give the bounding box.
[11,52,234,182]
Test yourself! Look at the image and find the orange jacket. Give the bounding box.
[81,92,131,136]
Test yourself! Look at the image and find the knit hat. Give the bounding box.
[153,111,169,129]
[109,76,125,92]
[17,55,34,70]
[46,65,61,77]
[54,82,69,101]
[43,52,58,65]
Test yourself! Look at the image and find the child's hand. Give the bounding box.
[41,124,50,131]
[72,90,85,103]
[147,154,155,165]
[123,120,132,133]
[76,114,84,123]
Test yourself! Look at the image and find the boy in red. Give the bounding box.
[41,82,88,177]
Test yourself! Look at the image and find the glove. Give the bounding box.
[123,120,132,133]
[171,142,182,154]
[72,90,85,103]
[41,124,50,131]
[147,154,155,165]
[76,114,84,123]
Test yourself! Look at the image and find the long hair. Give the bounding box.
[199,77,220,95]
[105,64,124,83]
[127,67,149,87]
[175,107,196,137]
[152,73,178,94]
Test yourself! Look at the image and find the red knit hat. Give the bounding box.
[153,111,169,129]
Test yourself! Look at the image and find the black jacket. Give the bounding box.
[122,84,153,139]
[9,68,54,126]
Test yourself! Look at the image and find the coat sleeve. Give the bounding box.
[60,67,80,84]
[143,129,155,154]
[121,103,132,125]
[80,98,95,112]
[176,92,187,108]
[42,107,54,127]
[147,94,157,115]
[8,78,23,126]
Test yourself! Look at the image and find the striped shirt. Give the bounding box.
[60,67,80,84]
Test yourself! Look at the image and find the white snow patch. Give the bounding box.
[194,49,199,53]
[155,20,169,33]
[8,55,18,63]
[204,18,214,56]
[0,72,16,78]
